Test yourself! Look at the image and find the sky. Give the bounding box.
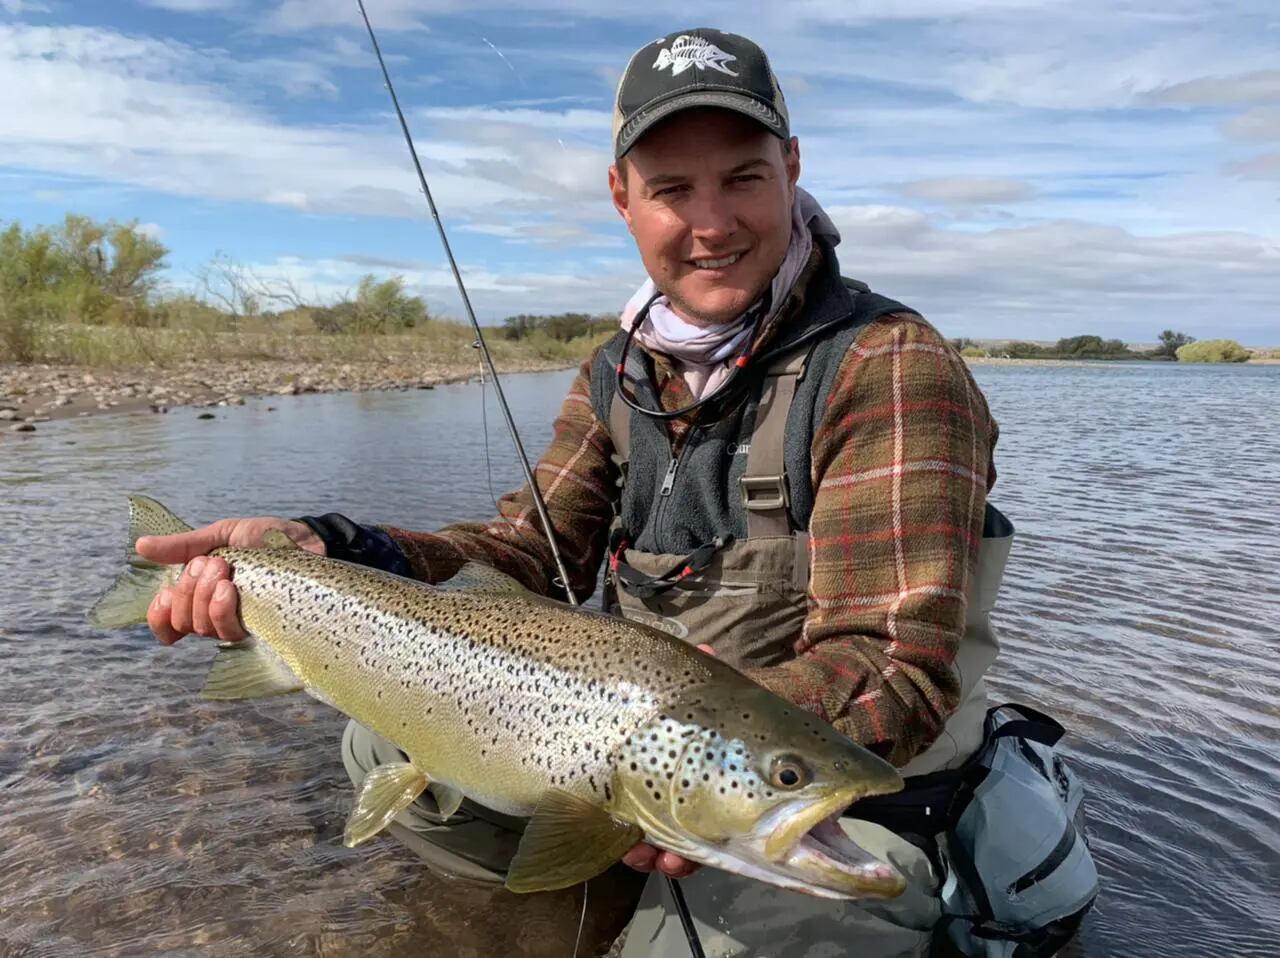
[2,1,1279,343]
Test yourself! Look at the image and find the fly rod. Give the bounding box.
[354,4,707,957]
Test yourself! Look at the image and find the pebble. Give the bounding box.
[11,423,35,433]
[0,410,17,421]
[197,413,216,420]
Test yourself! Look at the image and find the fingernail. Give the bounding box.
[186,557,207,579]
[201,560,222,580]
[214,580,233,600]
[157,591,172,611]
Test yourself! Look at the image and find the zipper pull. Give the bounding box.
[660,458,679,496]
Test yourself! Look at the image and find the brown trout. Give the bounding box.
[90,495,906,899]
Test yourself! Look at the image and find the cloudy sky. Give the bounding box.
[2,1,1278,342]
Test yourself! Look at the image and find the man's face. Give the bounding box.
[609,109,800,327]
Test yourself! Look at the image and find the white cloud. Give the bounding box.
[138,0,240,12]
[243,254,643,320]
[830,208,1280,338]
[1229,153,1280,180]
[1,0,50,14]
[895,176,1037,206]
[0,23,613,221]
[1151,69,1280,106]
[1222,107,1280,142]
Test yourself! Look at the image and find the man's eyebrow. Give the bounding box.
[643,157,773,190]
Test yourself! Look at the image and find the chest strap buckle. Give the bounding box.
[740,474,789,511]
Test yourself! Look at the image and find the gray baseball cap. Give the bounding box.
[612,28,790,158]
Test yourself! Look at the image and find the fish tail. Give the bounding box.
[88,495,193,628]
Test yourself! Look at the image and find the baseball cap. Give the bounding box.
[612,28,790,159]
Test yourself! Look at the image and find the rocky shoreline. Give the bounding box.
[0,358,575,435]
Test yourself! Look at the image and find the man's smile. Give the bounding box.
[688,250,748,271]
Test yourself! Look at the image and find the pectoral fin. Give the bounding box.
[261,529,302,550]
[199,638,305,700]
[429,781,465,820]
[505,788,642,893]
[344,762,428,847]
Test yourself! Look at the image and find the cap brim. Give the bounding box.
[615,90,788,158]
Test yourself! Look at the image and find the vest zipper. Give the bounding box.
[660,457,680,497]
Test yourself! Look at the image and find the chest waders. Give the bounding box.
[594,276,1033,958]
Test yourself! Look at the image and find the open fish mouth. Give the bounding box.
[782,810,907,899]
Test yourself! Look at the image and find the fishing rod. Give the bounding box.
[353,5,707,958]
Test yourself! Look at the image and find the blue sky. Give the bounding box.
[2,0,1278,342]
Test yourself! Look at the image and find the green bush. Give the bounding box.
[1175,339,1250,363]
[502,312,615,342]
[959,345,988,358]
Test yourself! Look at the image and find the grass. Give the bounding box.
[16,317,614,370]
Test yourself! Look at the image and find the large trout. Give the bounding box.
[91,496,906,899]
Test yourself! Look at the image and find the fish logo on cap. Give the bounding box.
[653,35,738,77]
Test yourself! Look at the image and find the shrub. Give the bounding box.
[960,345,988,358]
[1175,339,1251,363]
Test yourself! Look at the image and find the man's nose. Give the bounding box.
[688,190,738,241]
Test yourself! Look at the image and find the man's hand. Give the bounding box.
[135,518,324,645]
[621,643,717,880]
[621,843,701,879]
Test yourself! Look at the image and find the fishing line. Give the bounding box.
[356,6,705,956]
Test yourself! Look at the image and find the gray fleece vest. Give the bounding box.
[589,243,914,552]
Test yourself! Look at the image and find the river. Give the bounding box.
[1,363,1277,956]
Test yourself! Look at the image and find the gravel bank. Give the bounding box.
[0,357,573,435]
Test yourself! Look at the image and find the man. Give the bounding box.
[139,29,1010,956]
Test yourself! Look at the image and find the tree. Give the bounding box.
[1156,329,1195,360]
[1176,339,1250,363]
[55,215,168,324]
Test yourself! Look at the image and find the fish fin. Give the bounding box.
[88,557,178,628]
[88,495,192,628]
[505,788,642,893]
[344,762,428,847]
[128,494,194,542]
[199,638,305,700]
[437,561,530,595]
[429,782,465,820]
[261,529,302,550]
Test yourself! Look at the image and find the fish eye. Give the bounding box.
[769,755,811,790]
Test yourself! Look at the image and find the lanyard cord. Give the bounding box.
[614,290,771,422]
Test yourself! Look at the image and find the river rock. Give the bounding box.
[0,409,17,421]
[11,423,35,433]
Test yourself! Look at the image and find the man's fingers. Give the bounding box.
[136,520,235,565]
[148,590,179,645]
[656,852,700,879]
[209,579,247,642]
[168,557,204,637]
[622,843,659,872]
[190,557,230,638]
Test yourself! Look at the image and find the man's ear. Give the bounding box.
[785,137,801,189]
[609,163,633,232]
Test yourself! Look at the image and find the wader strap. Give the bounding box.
[610,532,734,600]
[607,387,632,502]
[741,350,809,538]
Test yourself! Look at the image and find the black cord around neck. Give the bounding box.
[614,290,770,422]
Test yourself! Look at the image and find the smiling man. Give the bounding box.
[133,28,1099,958]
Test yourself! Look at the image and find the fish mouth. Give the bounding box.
[782,810,907,899]
[761,782,907,900]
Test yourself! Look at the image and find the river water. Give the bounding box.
[1,363,1277,957]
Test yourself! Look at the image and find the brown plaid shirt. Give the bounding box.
[384,256,998,768]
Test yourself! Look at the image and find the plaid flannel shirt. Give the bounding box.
[383,257,998,768]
